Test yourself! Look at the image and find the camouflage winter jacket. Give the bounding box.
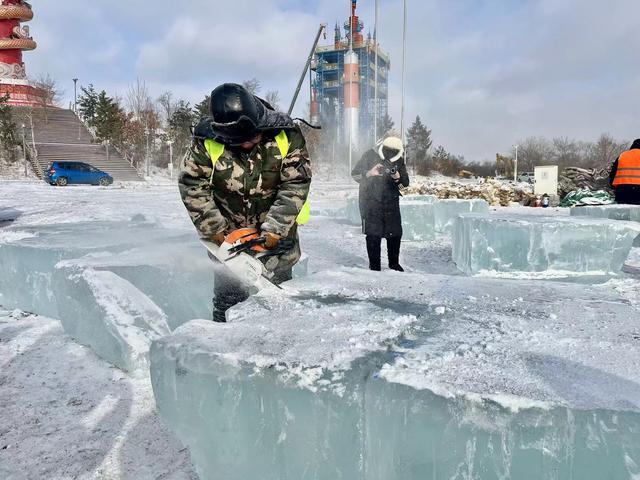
[178,121,312,268]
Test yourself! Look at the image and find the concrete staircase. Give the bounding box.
[27,108,142,182]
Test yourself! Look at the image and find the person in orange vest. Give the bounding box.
[610,139,640,205]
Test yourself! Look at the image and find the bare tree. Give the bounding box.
[516,137,554,171]
[587,134,628,169]
[265,90,281,110]
[157,91,175,126]
[125,79,162,171]
[126,78,154,121]
[33,74,63,123]
[552,137,581,169]
[242,78,261,95]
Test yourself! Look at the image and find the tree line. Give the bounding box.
[0,77,281,172]
[0,78,630,179]
[75,78,280,171]
[403,115,628,178]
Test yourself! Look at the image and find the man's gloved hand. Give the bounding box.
[261,231,281,249]
[211,232,226,246]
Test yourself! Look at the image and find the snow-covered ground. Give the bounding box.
[0,308,197,480]
[1,179,640,479]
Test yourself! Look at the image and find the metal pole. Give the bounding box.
[348,2,354,177]
[400,0,407,144]
[168,141,174,180]
[145,126,150,177]
[288,24,326,116]
[75,78,81,141]
[72,78,78,113]
[373,0,379,143]
[514,145,519,182]
[22,124,27,177]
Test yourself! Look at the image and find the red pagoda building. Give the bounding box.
[0,0,43,106]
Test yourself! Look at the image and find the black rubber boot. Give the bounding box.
[212,267,250,322]
[387,236,404,272]
[366,235,382,271]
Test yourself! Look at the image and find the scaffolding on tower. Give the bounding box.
[311,0,390,160]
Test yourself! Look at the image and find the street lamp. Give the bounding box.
[513,145,519,182]
[72,78,78,113]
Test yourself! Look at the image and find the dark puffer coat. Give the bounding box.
[351,148,410,238]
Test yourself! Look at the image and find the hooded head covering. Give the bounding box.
[378,136,404,162]
[630,139,640,150]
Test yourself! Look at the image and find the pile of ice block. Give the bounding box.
[453,213,640,276]
[345,194,489,241]
[0,219,213,373]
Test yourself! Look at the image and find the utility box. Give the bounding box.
[534,165,558,196]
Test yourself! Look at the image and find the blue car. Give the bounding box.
[44,161,114,186]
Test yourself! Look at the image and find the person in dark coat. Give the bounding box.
[351,136,410,271]
[609,139,640,205]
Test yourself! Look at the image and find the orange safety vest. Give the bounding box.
[613,150,640,186]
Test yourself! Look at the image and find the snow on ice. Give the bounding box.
[151,269,640,480]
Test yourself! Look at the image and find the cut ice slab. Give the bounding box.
[54,268,170,374]
[0,220,187,318]
[0,220,198,318]
[400,199,436,240]
[453,212,640,277]
[150,268,640,480]
[571,204,640,222]
[0,219,214,372]
[431,198,488,233]
[401,197,488,241]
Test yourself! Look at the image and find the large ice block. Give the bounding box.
[150,269,640,480]
[54,268,170,374]
[431,198,489,233]
[0,219,214,372]
[400,197,488,241]
[571,204,640,222]
[400,199,435,240]
[345,195,361,225]
[453,213,640,276]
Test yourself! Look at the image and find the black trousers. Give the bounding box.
[615,185,640,205]
[366,235,401,271]
[213,265,292,322]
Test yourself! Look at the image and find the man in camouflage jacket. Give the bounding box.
[178,83,311,321]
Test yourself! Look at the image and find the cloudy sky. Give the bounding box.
[25,0,639,161]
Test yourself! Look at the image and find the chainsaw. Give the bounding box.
[201,228,294,290]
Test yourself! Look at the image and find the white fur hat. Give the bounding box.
[378,136,404,162]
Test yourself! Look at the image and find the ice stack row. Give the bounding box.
[452,213,640,277]
[570,204,640,222]
[151,269,640,480]
[346,195,489,240]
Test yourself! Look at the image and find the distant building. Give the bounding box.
[311,0,390,150]
[0,0,44,106]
